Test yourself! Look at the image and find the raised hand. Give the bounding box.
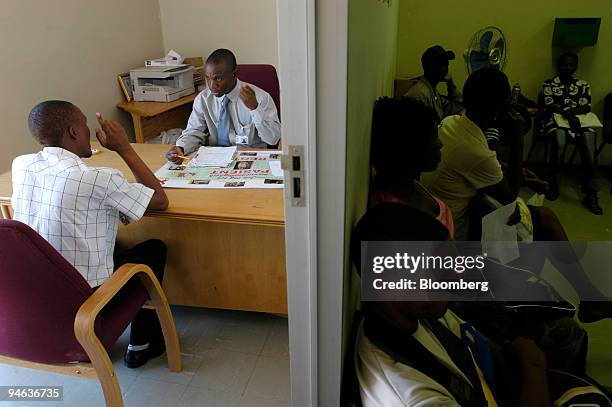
[95,113,131,154]
[239,84,258,110]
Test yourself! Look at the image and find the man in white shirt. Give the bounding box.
[12,100,169,368]
[421,68,525,240]
[166,49,281,162]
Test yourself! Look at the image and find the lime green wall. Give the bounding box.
[343,0,399,358]
[396,1,612,163]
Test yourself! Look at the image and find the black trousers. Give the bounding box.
[106,239,167,346]
[547,129,598,193]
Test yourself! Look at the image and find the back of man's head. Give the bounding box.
[351,203,450,275]
[371,97,437,175]
[206,48,237,71]
[28,100,78,146]
[463,68,510,116]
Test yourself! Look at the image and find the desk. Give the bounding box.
[117,93,197,143]
[0,143,287,314]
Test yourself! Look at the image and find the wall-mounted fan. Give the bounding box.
[465,26,507,74]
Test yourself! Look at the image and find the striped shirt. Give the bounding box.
[11,147,153,286]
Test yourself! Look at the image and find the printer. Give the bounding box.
[130,65,195,102]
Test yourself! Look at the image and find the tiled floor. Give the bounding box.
[529,167,612,387]
[0,307,291,407]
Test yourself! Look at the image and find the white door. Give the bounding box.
[277,0,348,406]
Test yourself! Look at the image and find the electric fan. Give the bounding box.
[465,26,507,74]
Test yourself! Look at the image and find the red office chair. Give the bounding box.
[0,220,181,407]
[237,64,280,119]
[237,64,281,149]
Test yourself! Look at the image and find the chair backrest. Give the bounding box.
[0,220,93,363]
[604,92,612,143]
[237,64,281,118]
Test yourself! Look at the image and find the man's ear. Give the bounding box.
[66,125,78,141]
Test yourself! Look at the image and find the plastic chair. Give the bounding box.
[236,64,281,149]
[0,220,181,407]
[595,92,612,159]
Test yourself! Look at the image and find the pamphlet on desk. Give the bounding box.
[155,146,284,189]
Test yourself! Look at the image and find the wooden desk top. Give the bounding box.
[117,93,197,117]
[0,143,285,227]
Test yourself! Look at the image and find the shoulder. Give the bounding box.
[405,80,431,98]
[357,325,458,406]
[79,166,127,189]
[12,153,38,170]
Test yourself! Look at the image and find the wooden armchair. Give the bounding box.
[0,220,181,407]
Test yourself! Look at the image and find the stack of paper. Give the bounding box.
[191,146,237,167]
[553,112,603,129]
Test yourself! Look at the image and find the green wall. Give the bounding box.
[396,0,612,164]
[343,0,399,363]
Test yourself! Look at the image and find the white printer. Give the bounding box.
[130,65,195,102]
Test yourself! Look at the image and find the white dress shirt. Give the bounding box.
[176,79,281,153]
[356,311,477,407]
[11,147,153,287]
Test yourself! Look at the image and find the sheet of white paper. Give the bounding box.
[269,161,284,177]
[553,112,603,128]
[192,146,236,167]
[481,201,520,264]
[526,193,545,207]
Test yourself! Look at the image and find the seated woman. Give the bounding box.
[369,97,453,237]
[540,52,601,214]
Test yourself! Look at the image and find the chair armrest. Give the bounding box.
[73,263,161,347]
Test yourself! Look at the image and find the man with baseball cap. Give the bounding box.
[405,45,463,123]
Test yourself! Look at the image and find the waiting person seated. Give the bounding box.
[12,101,169,368]
[370,97,453,237]
[352,205,557,407]
[421,68,525,240]
[166,48,281,162]
[540,52,601,215]
[404,45,463,123]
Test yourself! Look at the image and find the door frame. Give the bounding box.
[277,0,348,405]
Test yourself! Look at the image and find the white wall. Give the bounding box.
[0,0,165,171]
[158,0,279,67]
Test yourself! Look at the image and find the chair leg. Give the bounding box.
[75,330,124,407]
[137,273,182,373]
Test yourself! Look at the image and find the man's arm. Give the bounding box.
[511,338,552,407]
[479,111,525,204]
[168,94,209,162]
[442,75,464,117]
[96,113,168,211]
[240,84,281,145]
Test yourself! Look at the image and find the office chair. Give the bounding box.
[237,64,281,149]
[0,220,181,407]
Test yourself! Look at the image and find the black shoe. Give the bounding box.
[582,193,603,215]
[578,301,612,323]
[545,184,559,201]
[124,340,166,368]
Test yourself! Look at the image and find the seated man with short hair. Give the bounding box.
[166,48,281,162]
[12,100,169,368]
